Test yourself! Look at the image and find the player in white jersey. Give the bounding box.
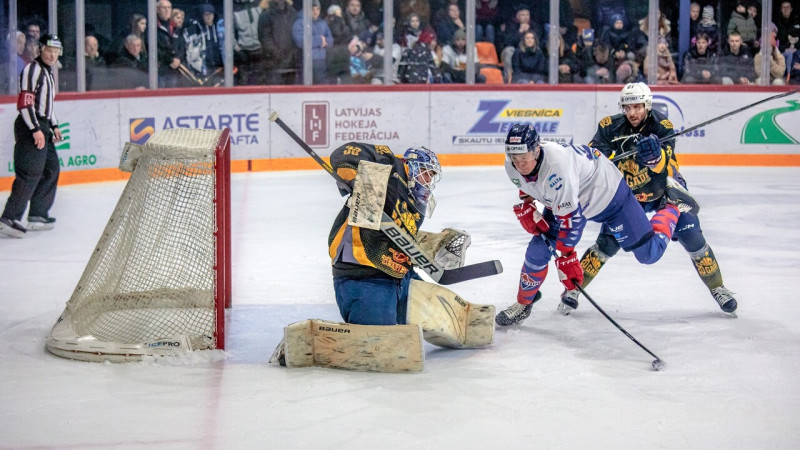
[496,123,693,326]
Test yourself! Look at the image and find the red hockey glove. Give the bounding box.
[513,202,549,235]
[556,250,583,290]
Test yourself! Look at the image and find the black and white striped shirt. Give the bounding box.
[18,58,58,132]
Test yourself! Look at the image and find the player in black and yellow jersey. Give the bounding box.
[559,83,737,315]
[328,142,441,325]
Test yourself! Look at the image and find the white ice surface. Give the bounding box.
[1,166,799,449]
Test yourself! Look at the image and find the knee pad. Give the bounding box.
[595,233,621,257]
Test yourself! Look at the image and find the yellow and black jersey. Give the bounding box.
[589,110,679,204]
[328,142,425,279]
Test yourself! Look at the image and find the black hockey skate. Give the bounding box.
[557,289,580,316]
[0,217,26,238]
[711,286,738,314]
[495,291,541,326]
[665,177,700,214]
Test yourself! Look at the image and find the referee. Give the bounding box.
[0,34,64,238]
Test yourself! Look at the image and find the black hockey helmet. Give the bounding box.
[38,34,63,55]
[505,123,540,155]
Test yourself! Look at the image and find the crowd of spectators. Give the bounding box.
[4,0,800,90]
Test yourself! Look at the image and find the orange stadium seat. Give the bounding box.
[480,67,505,84]
[476,42,501,66]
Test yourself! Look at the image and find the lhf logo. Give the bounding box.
[130,118,156,144]
[303,102,328,147]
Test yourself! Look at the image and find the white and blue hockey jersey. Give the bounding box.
[505,141,623,251]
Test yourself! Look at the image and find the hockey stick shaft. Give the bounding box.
[611,89,798,162]
[542,236,664,365]
[268,111,502,285]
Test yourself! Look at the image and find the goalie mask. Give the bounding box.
[404,147,441,215]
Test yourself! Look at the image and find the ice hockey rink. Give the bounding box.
[1,165,798,449]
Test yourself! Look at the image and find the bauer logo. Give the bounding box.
[303,102,329,147]
[452,100,572,146]
[130,118,156,144]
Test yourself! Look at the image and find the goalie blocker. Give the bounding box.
[270,279,495,372]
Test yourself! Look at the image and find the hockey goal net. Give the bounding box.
[46,128,231,362]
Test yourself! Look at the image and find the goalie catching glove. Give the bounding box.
[417,228,471,270]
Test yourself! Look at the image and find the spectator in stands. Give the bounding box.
[156,0,181,88]
[292,0,333,84]
[747,3,763,51]
[440,29,482,84]
[398,13,428,48]
[776,1,799,53]
[785,27,800,78]
[258,0,297,85]
[110,35,149,90]
[398,28,441,83]
[789,38,800,84]
[348,36,380,84]
[581,42,615,84]
[25,21,41,41]
[184,4,224,79]
[435,3,465,47]
[689,2,701,39]
[603,12,647,67]
[475,0,499,44]
[644,36,679,85]
[695,5,721,53]
[326,4,351,46]
[13,31,26,77]
[23,33,39,64]
[639,9,673,54]
[110,14,147,65]
[614,59,641,84]
[371,31,402,83]
[511,30,546,84]
[170,8,188,82]
[682,32,719,84]
[594,0,629,36]
[85,35,106,90]
[728,0,757,49]
[325,4,352,84]
[754,32,786,85]
[344,0,373,43]
[232,0,265,85]
[555,35,579,84]
[719,31,755,84]
[499,5,541,83]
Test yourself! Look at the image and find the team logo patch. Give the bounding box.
[519,273,541,290]
[129,118,155,144]
[548,173,563,190]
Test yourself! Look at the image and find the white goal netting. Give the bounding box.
[46,128,230,362]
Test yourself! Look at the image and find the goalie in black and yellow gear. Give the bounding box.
[270,142,493,373]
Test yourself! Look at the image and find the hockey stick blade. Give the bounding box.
[437,260,503,285]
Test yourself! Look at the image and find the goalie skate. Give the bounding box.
[495,291,541,326]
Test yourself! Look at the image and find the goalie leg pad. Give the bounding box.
[346,160,392,230]
[270,319,424,373]
[407,279,495,349]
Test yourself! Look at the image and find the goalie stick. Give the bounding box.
[542,236,664,371]
[268,111,502,285]
[611,88,799,162]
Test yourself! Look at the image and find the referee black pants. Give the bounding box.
[1,116,60,221]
